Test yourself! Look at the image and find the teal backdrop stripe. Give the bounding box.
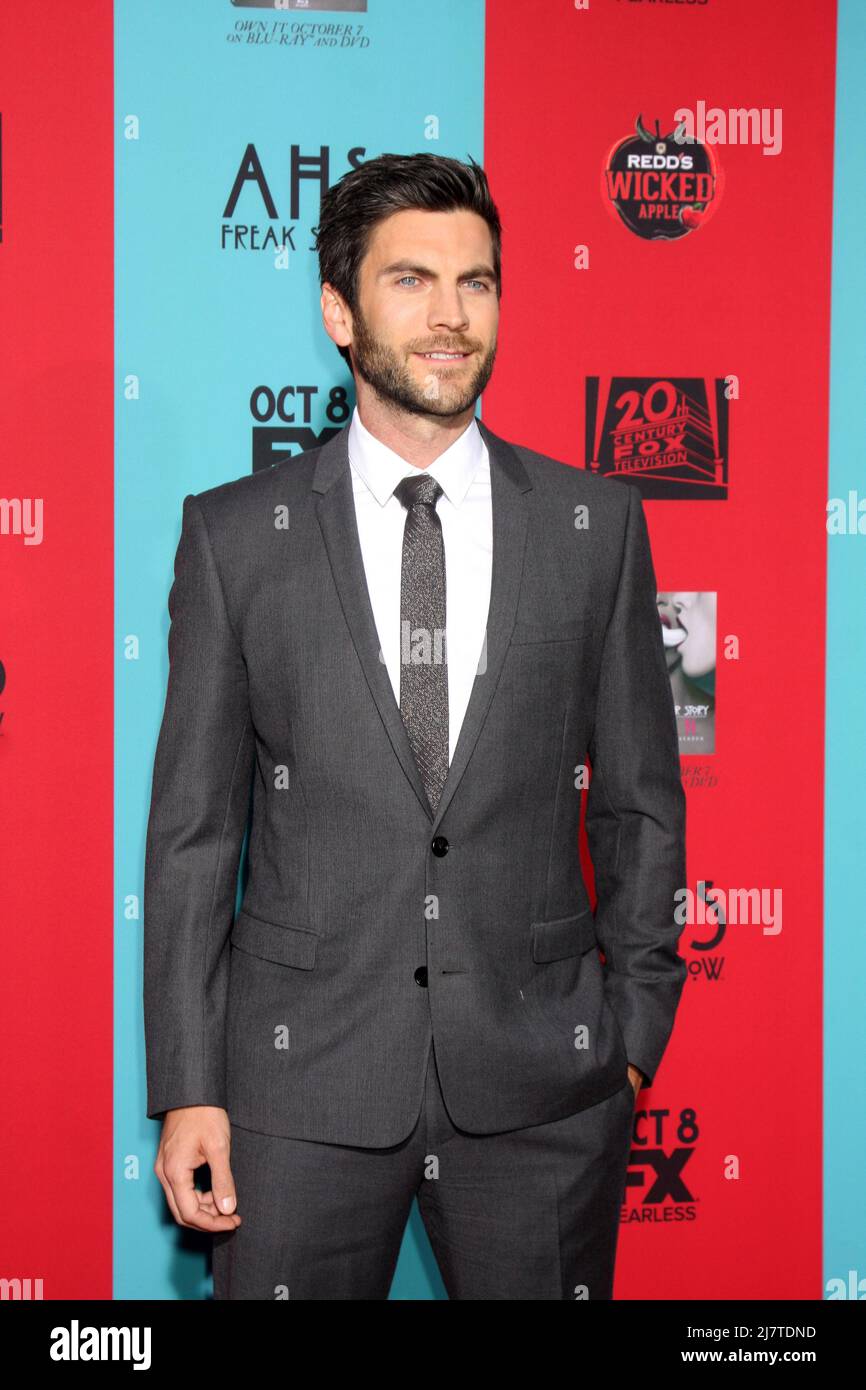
[824,0,866,1300]
[114,0,486,1300]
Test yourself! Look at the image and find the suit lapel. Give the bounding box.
[313,433,431,818]
[430,418,532,831]
[312,416,533,827]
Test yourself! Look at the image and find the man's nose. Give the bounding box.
[427,291,470,331]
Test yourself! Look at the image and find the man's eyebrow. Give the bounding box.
[377,259,496,282]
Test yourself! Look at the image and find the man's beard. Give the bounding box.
[349,304,497,418]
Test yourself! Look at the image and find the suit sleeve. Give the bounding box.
[143,493,254,1120]
[585,484,687,1087]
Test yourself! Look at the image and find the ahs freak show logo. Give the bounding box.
[684,879,728,985]
[585,376,729,500]
[603,114,722,240]
[622,1101,699,1223]
[222,142,344,253]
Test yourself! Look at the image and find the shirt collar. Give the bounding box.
[347,404,486,509]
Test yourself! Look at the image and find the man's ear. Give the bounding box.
[321,284,353,353]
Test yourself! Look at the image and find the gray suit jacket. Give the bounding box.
[143,418,686,1145]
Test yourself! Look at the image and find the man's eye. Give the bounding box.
[396,276,490,290]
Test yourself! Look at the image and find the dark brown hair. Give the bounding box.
[314,152,502,370]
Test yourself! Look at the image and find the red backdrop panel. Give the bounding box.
[484,0,834,1298]
[0,6,114,1296]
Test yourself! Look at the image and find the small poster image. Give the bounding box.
[657,591,716,754]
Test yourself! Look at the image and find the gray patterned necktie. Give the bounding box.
[393,472,448,813]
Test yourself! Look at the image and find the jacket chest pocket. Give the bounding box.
[510,615,592,646]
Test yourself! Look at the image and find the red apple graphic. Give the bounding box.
[680,206,704,230]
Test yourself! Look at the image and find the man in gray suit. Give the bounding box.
[144,152,686,1300]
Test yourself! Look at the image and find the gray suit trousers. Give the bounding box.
[211,1031,636,1301]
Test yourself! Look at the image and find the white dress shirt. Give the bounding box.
[347,404,493,766]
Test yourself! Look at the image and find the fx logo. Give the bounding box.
[623,1147,696,1202]
[252,425,343,473]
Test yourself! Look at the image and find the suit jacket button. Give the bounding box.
[431,836,449,857]
[414,966,428,987]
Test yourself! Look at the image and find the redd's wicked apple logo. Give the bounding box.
[603,114,722,240]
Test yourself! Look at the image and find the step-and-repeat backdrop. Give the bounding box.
[1,0,863,1301]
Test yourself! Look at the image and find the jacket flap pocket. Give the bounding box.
[231,910,318,970]
[530,907,597,963]
[511,616,591,645]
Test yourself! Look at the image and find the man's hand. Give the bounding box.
[154,1106,242,1232]
[627,1063,644,1101]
